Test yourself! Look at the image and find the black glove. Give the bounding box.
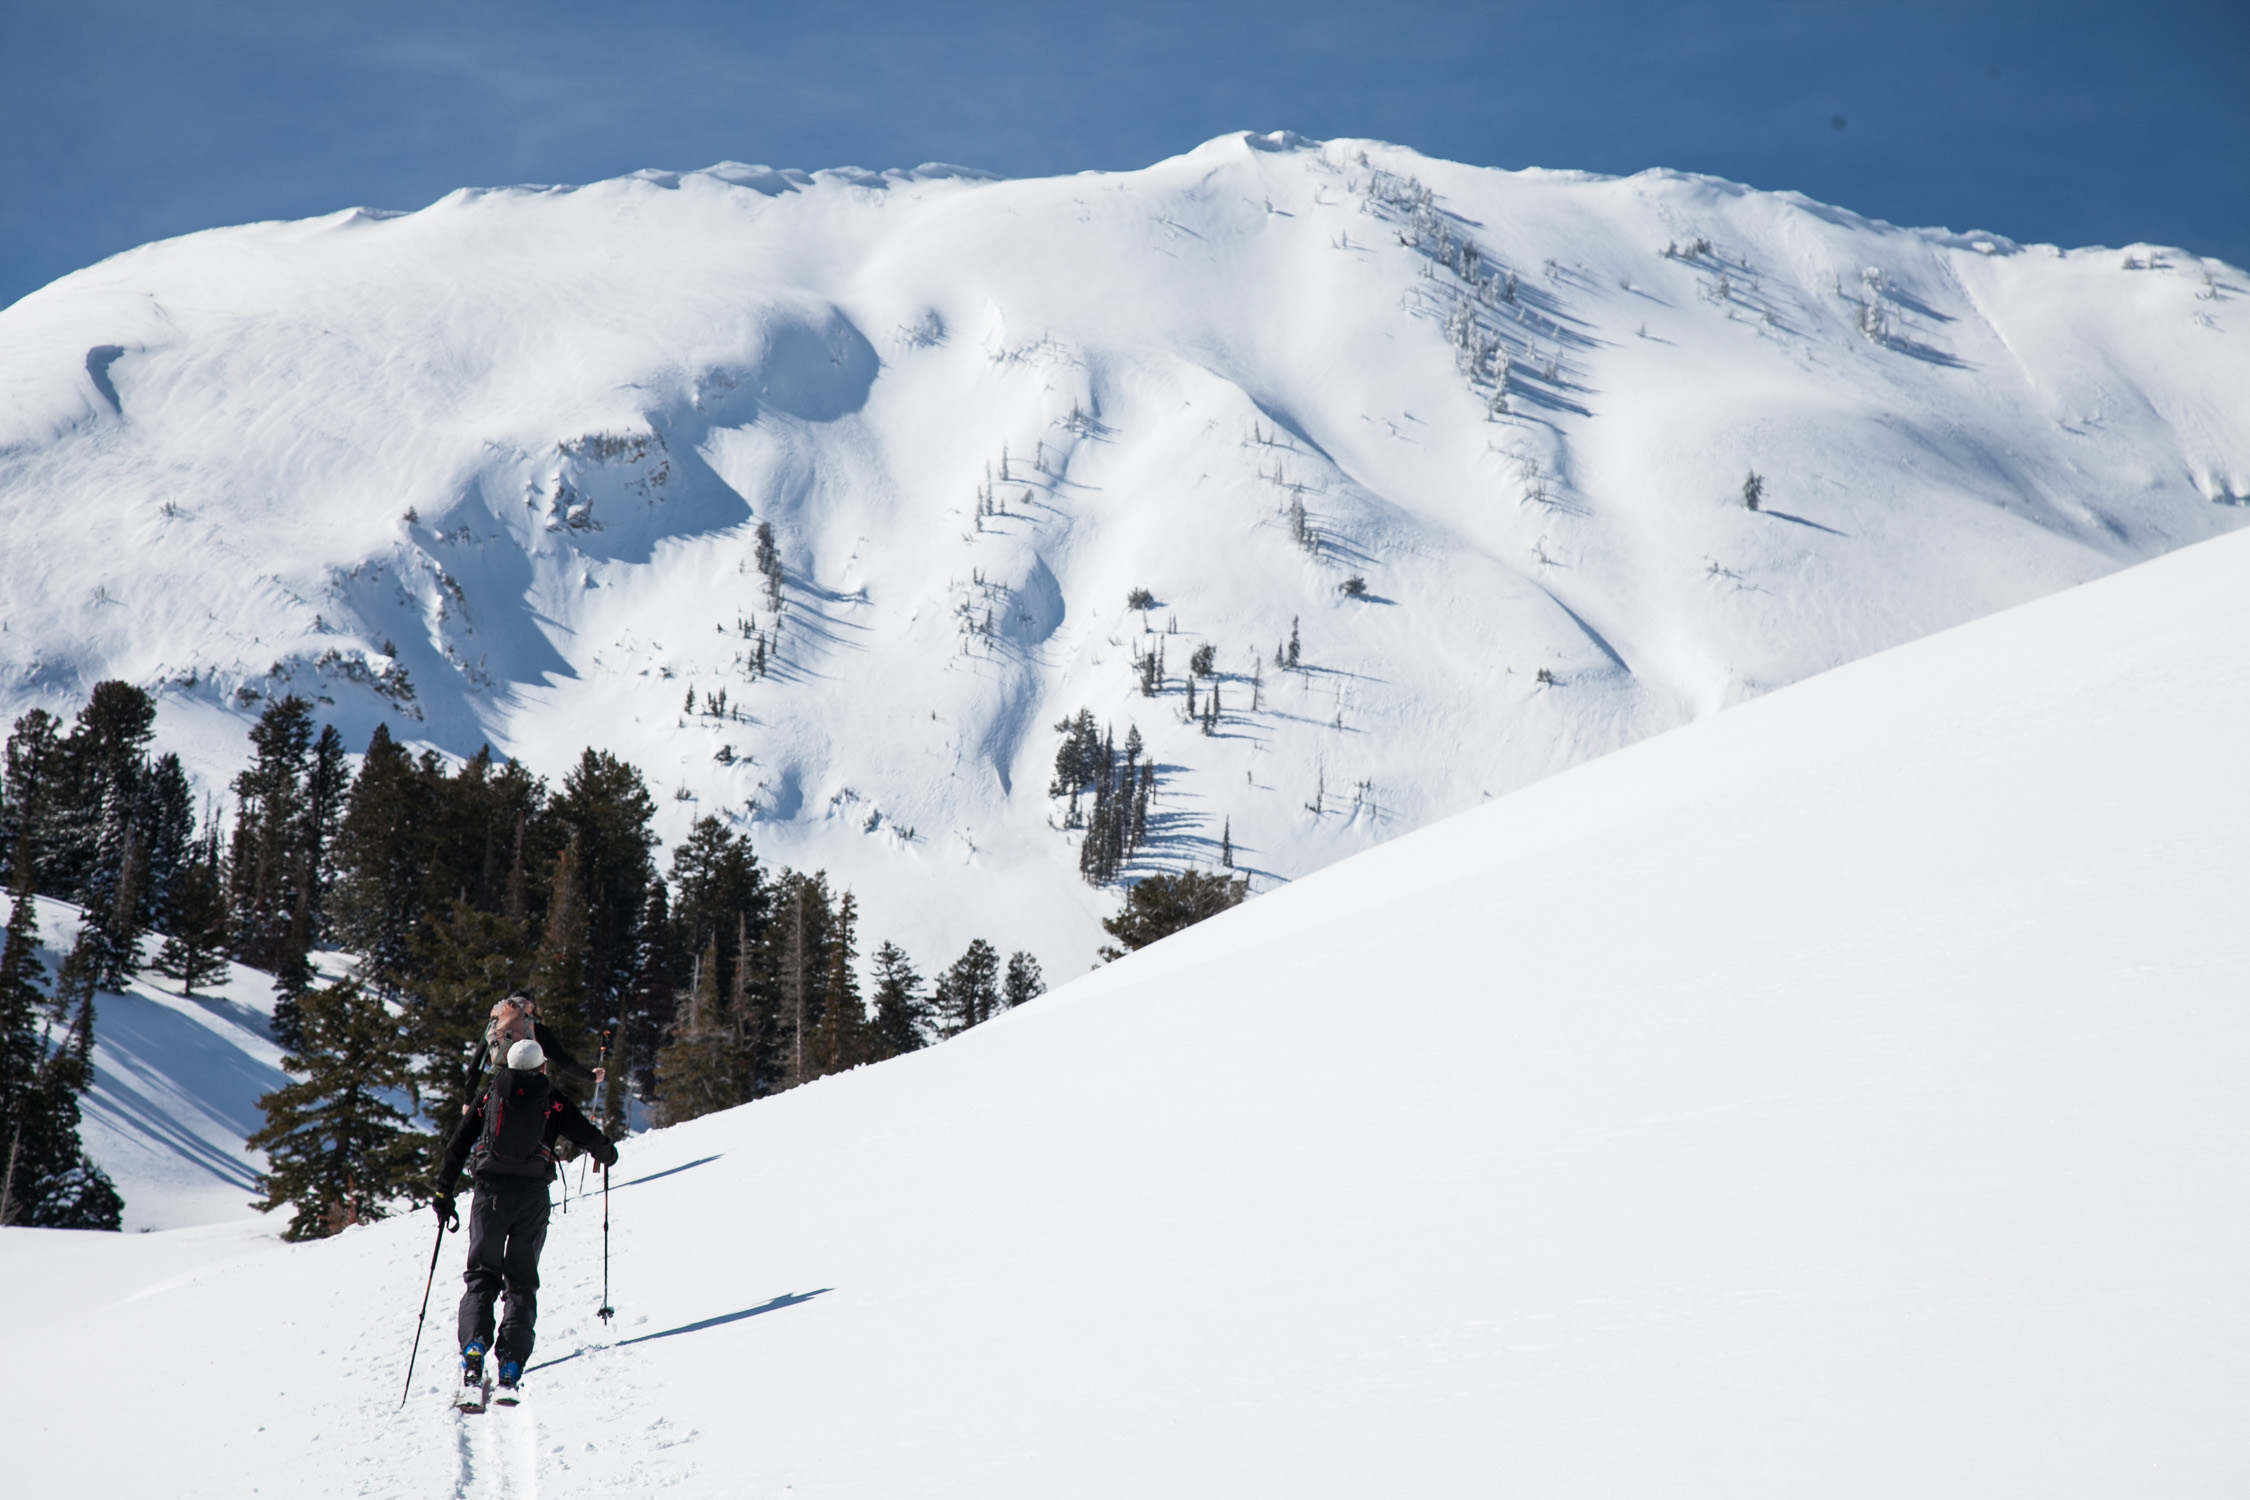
[433,1194,458,1231]
[597,1141,619,1170]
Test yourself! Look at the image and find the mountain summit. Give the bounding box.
[1,132,2243,964]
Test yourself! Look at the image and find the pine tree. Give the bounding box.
[79,806,145,987]
[53,681,157,902]
[408,900,531,1123]
[1,709,65,885]
[666,814,766,1012]
[549,749,657,1051]
[733,909,780,1100]
[7,1022,122,1230]
[139,752,196,936]
[932,938,1001,1037]
[1099,870,1249,961]
[328,723,440,994]
[653,941,739,1125]
[528,837,592,1084]
[422,746,555,931]
[1220,818,1234,869]
[803,892,867,1078]
[0,850,45,1223]
[1286,616,1301,669]
[247,978,422,1241]
[303,723,350,942]
[150,834,229,996]
[868,941,928,1058]
[1003,951,1045,1010]
[617,877,679,1106]
[772,871,836,1088]
[2,918,124,1229]
[229,697,319,1044]
[755,520,782,608]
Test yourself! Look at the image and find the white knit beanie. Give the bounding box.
[506,1037,545,1071]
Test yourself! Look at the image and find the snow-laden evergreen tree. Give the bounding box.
[247,977,422,1241]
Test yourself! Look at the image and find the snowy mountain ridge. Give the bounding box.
[2,131,2245,970]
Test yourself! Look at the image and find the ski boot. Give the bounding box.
[456,1341,488,1411]
[493,1358,524,1406]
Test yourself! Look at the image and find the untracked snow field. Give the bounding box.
[2,520,2242,1497]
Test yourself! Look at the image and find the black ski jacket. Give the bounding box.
[438,1067,616,1200]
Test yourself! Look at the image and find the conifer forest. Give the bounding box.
[0,685,1103,1237]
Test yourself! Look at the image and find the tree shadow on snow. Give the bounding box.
[612,1154,725,1191]
[526,1289,831,1374]
[1760,510,1848,537]
[621,1290,831,1347]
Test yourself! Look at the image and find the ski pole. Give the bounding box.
[580,1031,613,1206]
[399,1210,450,1408]
[598,1155,614,1325]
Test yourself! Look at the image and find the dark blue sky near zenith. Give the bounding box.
[0,0,2244,310]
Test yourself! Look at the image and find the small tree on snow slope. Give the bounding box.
[248,978,423,1240]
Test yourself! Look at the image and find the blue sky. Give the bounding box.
[2,0,2243,308]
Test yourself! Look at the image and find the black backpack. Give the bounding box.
[467,1067,560,1181]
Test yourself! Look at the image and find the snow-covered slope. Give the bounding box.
[13,897,291,1230]
[3,523,2242,1498]
[1,133,2244,971]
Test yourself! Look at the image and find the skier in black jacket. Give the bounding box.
[434,1034,618,1401]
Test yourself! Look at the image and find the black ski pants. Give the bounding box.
[456,1174,551,1363]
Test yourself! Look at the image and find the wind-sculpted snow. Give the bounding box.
[0,133,2244,973]
[1,524,2242,1496]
